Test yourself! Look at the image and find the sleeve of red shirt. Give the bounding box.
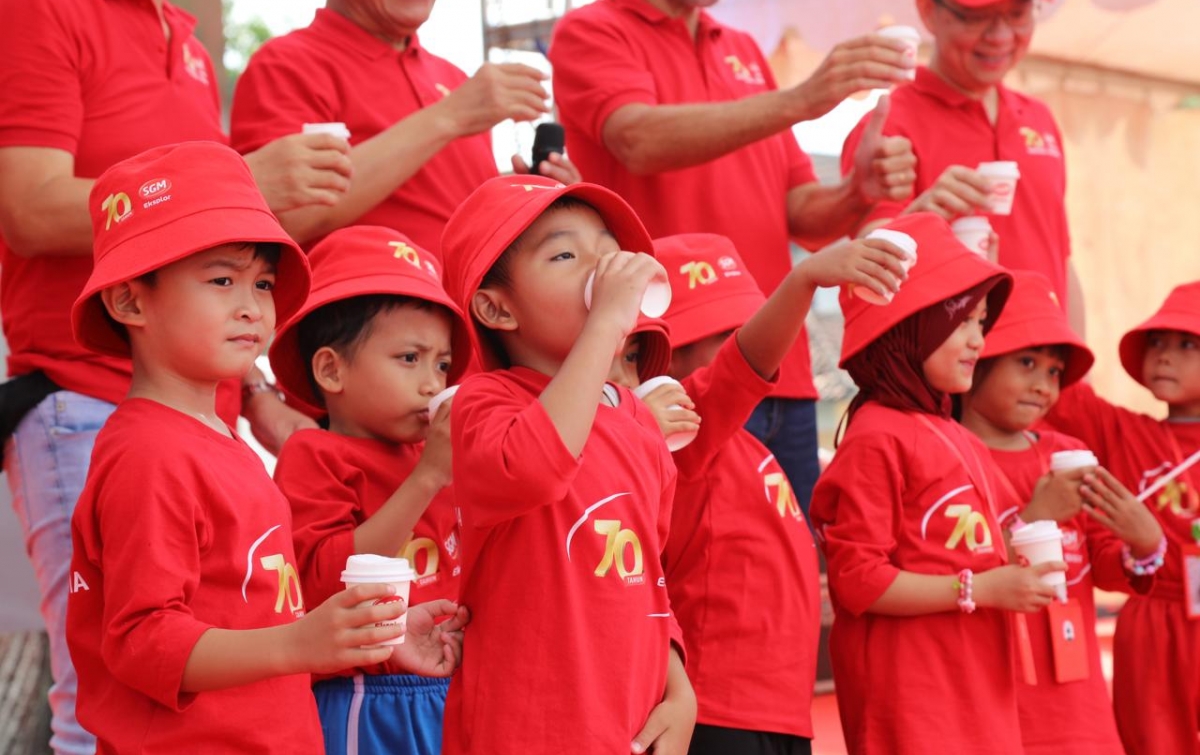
[0,0,84,151]
[229,39,341,154]
[90,449,214,710]
[452,373,583,529]
[274,432,359,608]
[840,113,906,231]
[1083,513,1153,595]
[675,333,776,478]
[548,11,658,149]
[812,432,904,616]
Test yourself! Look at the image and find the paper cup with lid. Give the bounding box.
[341,554,416,646]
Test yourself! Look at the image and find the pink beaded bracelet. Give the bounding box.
[955,568,976,614]
[1121,537,1167,577]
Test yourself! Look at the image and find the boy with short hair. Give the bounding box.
[653,232,906,755]
[269,224,474,755]
[439,175,695,755]
[65,142,464,754]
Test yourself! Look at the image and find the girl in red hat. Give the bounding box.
[809,213,1068,754]
[959,270,1161,755]
[1043,281,1200,755]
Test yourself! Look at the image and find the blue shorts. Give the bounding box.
[314,673,450,755]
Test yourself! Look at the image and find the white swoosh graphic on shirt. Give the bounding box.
[565,492,630,561]
[242,525,282,602]
[920,485,974,540]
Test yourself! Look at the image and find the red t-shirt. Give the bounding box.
[988,429,1127,755]
[667,336,821,737]
[0,0,224,405]
[549,0,818,400]
[1046,383,1200,602]
[809,403,1022,754]
[229,8,497,256]
[442,367,678,754]
[842,67,1071,307]
[274,428,461,677]
[66,399,322,754]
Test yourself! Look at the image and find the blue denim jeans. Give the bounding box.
[744,398,820,517]
[5,391,116,755]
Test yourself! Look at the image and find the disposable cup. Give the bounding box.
[977,161,1021,215]
[1010,520,1067,600]
[878,25,920,80]
[1049,449,1099,473]
[341,554,415,646]
[951,216,992,257]
[853,229,918,305]
[302,122,351,141]
[584,267,672,318]
[428,385,459,420]
[633,376,696,452]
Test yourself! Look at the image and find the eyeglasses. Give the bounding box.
[932,0,1036,34]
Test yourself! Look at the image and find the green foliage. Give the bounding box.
[222,0,272,77]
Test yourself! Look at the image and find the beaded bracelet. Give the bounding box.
[955,568,976,614]
[1121,537,1168,577]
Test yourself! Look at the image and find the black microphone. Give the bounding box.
[531,122,565,176]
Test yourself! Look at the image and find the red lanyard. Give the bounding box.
[916,414,999,519]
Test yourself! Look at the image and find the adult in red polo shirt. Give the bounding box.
[230,0,577,253]
[0,1,349,751]
[842,0,1082,330]
[549,0,917,512]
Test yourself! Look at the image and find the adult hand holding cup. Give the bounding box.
[977,161,1021,215]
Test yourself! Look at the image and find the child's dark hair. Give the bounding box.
[297,294,436,405]
[479,196,598,291]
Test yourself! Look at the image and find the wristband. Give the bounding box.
[1007,515,1030,535]
[954,568,976,614]
[1121,537,1167,577]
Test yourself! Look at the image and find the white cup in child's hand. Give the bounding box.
[853,229,918,306]
[302,122,351,140]
[583,264,673,319]
[428,385,459,420]
[1010,520,1067,601]
[341,555,416,646]
[1049,449,1098,473]
[633,376,697,452]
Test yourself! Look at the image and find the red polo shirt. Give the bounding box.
[230,8,497,256]
[549,0,819,400]
[0,0,224,406]
[842,67,1071,306]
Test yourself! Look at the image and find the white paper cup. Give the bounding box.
[951,216,992,257]
[853,229,918,306]
[302,122,351,140]
[633,376,696,452]
[977,161,1021,215]
[428,385,459,420]
[1049,449,1099,472]
[584,267,673,318]
[341,554,415,646]
[1010,520,1066,599]
[878,25,920,80]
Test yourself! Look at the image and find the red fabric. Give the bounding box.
[982,270,1094,387]
[653,233,766,348]
[274,429,461,677]
[1045,383,1200,754]
[549,0,818,400]
[229,8,495,255]
[809,403,1021,754]
[66,399,322,754]
[987,430,1126,755]
[442,366,678,754]
[667,336,820,737]
[842,67,1071,307]
[1117,281,1200,385]
[0,0,224,402]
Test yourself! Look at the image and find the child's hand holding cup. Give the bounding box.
[584,253,672,319]
[632,376,700,451]
[341,555,417,647]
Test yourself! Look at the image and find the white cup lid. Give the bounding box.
[877,25,920,42]
[976,161,1021,179]
[341,554,415,583]
[1010,519,1062,545]
[865,228,918,262]
[302,122,351,140]
[428,385,459,419]
[633,375,681,399]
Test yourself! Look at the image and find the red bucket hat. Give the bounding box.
[72,141,310,358]
[269,226,473,415]
[981,270,1093,387]
[630,316,672,381]
[1118,281,1200,386]
[839,213,1012,367]
[653,233,766,348]
[441,175,654,371]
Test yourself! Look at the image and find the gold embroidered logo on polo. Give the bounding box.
[182,42,210,86]
[1020,126,1062,158]
[101,192,133,230]
[724,55,765,86]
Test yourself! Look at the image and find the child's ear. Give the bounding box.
[100,282,145,329]
[311,347,347,396]
[471,288,518,333]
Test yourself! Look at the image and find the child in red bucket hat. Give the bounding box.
[438,175,694,755]
[65,143,461,755]
[1044,281,1200,755]
[960,271,1160,755]
[653,231,907,755]
[268,225,473,755]
[808,213,1071,754]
